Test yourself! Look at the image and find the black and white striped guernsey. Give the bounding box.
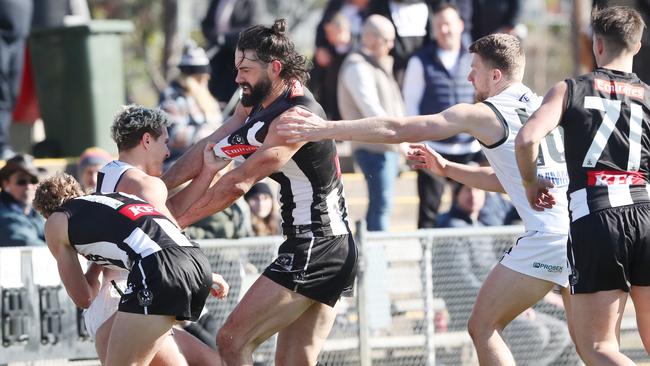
[213,81,351,237]
[57,192,196,271]
[561,68,650,221]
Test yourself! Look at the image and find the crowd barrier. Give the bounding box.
[1,224,647,365]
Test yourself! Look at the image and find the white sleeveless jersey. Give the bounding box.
[96,160,134,193]
[482,83,570,234]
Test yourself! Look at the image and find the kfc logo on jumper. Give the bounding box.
[587,170,645,186]
[119,204,162,220]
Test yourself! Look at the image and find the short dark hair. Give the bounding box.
[111,105,170,151]
[237,19,310,85]
[432,2,460,16]
[469,33,524,80]
[592,6,646,55]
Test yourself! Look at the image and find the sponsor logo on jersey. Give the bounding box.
[594,79,645,99]
[220,144,258,158]
[119,204,163,220]
[587,170,645,186]
[533,262,563,273]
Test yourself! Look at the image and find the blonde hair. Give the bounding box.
[33,173,84,217]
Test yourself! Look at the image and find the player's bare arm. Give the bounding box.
[516,81,568,210]
[162,102,250,190]
[45,214,98,308]
[176,114,306,228]
[166,142,231,218]
[407,143,506,193]
[277,102,504,147]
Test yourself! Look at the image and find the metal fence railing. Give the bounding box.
[1,224,647,365]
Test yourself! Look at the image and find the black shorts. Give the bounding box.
[118,246,213,321]
[263,234,358,307]
[568,203,650,294]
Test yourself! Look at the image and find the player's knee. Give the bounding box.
[467,312,488,340]
[216,327,243,359]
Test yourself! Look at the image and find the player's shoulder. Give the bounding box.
[119,170,166,193]
[285,81,326,119]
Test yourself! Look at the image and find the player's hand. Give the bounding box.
[276,107,330,143]
[406,144,448,177]
[524,177,556,211]
[203,142,230,175]
[210,273,229,299]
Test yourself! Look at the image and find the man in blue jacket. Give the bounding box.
[0,154,45,247]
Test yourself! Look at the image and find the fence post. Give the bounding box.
[423,236,436,366]
[355,220,371,366]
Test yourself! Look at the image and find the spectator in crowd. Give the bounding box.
[244,181,280,237]
[0,154,45,247]
[159,41,222,165]
[428,0,472,41]
[433,182,570,365]
[201,0,266,104]
[76,147,113,193]
[402,3,480,228]
[0,0,33,159]
[310,12,353,120]
[317,0,370,50]
[368,0,434,85]
[470,0,520,40]
[338,14,405,231]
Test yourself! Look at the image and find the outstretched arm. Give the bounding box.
[515,81,567,210]
[407,144,505,193]
[176,117,306,228]
[277,103,503,146]
[167,143,231,217]
[162,103,248,190]
[45,214,98,309]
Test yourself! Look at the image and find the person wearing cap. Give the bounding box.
[76,147,113,193]
[159,41,223,165]
[0,154,45,247]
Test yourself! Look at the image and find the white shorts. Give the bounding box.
[499,231,569,287]
[83,269,128,338]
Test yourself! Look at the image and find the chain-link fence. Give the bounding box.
[2,225,649,365]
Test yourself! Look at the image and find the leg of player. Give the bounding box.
[104,312,178,366]
[629,286,650,354]
[217,275,317,366]
[94,313,116,363]
[149,334,189,366]
[173,327,224,366]
[467,263,555,366]
[570,290,635,365]
[275,301,337,365]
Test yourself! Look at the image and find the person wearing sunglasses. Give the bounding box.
[0,154,46,247]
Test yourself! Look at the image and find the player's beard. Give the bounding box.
[475,90,489,102]
[240,73,273,107]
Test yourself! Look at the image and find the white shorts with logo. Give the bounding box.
[83,269,128,338]
[499,231,569,287]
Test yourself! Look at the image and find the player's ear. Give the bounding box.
[142,132,151,149]
[492,68,502,82]
[270,59,283,77]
